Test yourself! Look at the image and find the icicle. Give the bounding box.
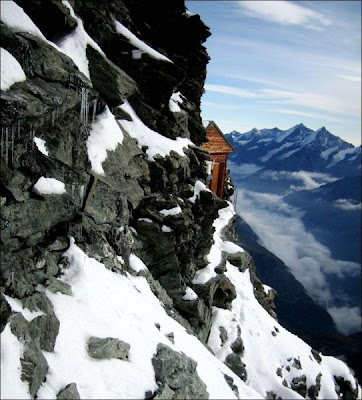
[85,94,89,125]
[80,88,89,126]
[11,125,15,163]
[71,183,75,200]
[52,109,56,127]
[11,269,14,287]
[79,184,84,207]
[17,120,21,139]
[92,99,97,123]
[32,129,35,150]
[1,127,4,159]
[5,127,9,165]
[80,88,84,123]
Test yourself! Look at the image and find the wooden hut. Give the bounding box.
[201,121,233,199]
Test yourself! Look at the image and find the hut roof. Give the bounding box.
[201,121,233,154]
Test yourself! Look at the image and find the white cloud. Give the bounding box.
[266,108,350,124]
[205,84,257,98]
[238,1,331,30]
[234,189,361,318]
[259,88,360,117]
[328,306,361,335]
[261,170,338,190]
[204,83,360,118]
[340,75,361,82]
[334,199,362,211]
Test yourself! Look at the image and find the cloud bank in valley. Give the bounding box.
[234,188,361,334]
[260,170,338,190]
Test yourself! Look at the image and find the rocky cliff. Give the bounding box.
[0,1,360,399]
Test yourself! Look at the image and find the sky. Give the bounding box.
[186,1,361,146]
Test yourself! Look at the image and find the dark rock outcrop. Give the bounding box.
[57,383,81,400]
[152,343,209,399]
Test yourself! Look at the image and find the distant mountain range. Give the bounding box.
[226,123,361,178]
[227,123,361,342]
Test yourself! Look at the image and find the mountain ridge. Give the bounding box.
[226,123,360,177]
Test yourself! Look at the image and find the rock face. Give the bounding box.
[1,1,360,400]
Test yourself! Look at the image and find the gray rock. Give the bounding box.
[219,326,228,346]
[10,313,48,398]
[57,383,80,400]
[334,376,359,400]
[29,313,60,352]
[223,374,239,398]
[87,337,130,361]
[0,294,11,333]
[308,373,322,400]
[230,325,244,355]
[311,349,322,363]
[47,277,73,296]
[224,353,247,382]
[154,384,175,400]
[152,343,209,399]
[226,251,245,267]
[266,391,282,400]
[292,357,302,370]
[87,45,137,107]
[166,332,175,344]
[291,375,307,397]
[212,276,236,310]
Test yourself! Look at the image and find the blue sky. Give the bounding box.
[186,1,361,145]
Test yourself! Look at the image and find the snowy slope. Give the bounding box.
[2,202,360,400]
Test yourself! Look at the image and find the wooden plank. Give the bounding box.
[211,163,219,195]
[201,124,233,154]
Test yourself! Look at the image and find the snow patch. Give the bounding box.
[277,147,301,160]
[260,142,294,162]
[169,92,185,113]
[326,147,357,168]
[159,206,182,216]
[117,101,193,161]
[115,20,172,63]
[183,287,198,301]
[0,48,26,91]
[161,225,173,233]
[263,284,273,294]
[221,241,244,254]
[138,218,153,223]
[320,146,338,160]
[86,106,124,175]
[4,295,45,322]
[33,137,49,156]
[188,180,211,204]
[57,1,106,79]
[129,253,148,273]
[0,1,46,40]
[33,177,66,195]
[193,202,236,284]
